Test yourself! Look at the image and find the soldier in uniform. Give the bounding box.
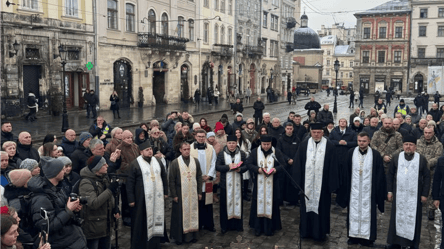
[416,126,443,220]
[370,117,403,173]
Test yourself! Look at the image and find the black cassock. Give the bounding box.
[246,147,284,235]
[336,147,387,242]
[126,156,169,249]
[386,152,430,248]
[216,147,248,231]
[293,139,340,241]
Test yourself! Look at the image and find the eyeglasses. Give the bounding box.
[153,132,160,135]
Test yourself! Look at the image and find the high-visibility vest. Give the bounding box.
[396,105,407,115]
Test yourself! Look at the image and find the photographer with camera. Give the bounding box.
[28,157,87,249]
[79,156,120,249]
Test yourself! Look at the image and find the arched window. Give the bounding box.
[188,19,194,41]
[148,9,156,33]
[214,24,219,44]
[161,13,168,35]
[228,28,232,45]
[178,16,185,38]
[220,26,225,44]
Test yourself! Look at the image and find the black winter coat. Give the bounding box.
[59,137,78,158]
[109,94,120,110]
[1,130,15,146]
[350,123,364,133]
[276,133,300,160]
[70,145,89,174]
[414,95,424,107]
[27,176,87,249]
[317,109,334,126]
[429,108,441,123]
[363,126,379,139]
[253,101,265,117]
[16,142,40,162]
[232,103,244,113]
[304,101,321,116]
[269,125,285,139]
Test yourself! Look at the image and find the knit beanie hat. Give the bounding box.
[215,122,224,132]
[20,159,39,172]
[79,132,93,145]
[58,156,72,166]
[41,157,65,179]
[87,156,106,173]
[206,132,215,139]
[8,169,32,187]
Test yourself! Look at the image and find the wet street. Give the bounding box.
[6,91,440,248]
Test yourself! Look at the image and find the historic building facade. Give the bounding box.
[234,0,262,96]
[353,0,411,94]
[334,44,356,89]
[96,0,202,108]
[317,24,356,45]
[409,0,444,93]
[320,35,337,87]
[1,0,95,116]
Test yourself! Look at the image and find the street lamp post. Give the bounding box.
[333,58,340,113]
[270,68,273,88]
[59,44,70,132]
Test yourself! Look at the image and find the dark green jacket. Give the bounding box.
[79,167,115,239]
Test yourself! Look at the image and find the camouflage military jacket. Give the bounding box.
[416,135,443,169]
[370,128,403,158]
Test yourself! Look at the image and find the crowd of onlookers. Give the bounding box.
[2,91,444,248]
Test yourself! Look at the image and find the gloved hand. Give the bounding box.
[108,181,119,195]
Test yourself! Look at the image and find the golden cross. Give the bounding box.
[359,169,363,176]
[264,164,268,173]
[187,171,192,181]
[150,174,155,182]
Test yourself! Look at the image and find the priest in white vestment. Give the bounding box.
[293,122,340,242]
[169,142,203,245]
[336,132,387,247]
[216,135,248,233]
[190,129,217,232]
[246,135,283,236]
[386,135,431,249]
[127,140,169,249]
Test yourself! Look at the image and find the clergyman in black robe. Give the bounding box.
[432,156,444,249]
[216,138,248,233]
[126,141,169,249]
[169,143,203,245]
[246,135,283,236]
[293,123,340,242]
[336,132,387,247]
[386,136,430,249]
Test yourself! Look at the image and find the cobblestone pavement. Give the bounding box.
[111,93,439,249]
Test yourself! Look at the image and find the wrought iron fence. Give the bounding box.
[138,32,189,51]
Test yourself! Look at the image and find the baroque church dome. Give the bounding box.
[293,13,321,50]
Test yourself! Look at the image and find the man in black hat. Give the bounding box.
[386,135,430,249]
[216,135,248,234]
[245,134,284,236]
[127,140,169,249]
[293,123,340,242]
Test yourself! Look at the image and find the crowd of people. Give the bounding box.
[2,92,444,249]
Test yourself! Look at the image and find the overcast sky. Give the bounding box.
[301,0,391,31]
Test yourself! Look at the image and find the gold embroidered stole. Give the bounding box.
[178,156,199,234]
[256,146,274,219]
[224,151,242,219]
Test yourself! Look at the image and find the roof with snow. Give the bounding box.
[354,0,411,16]
[334,45,355,56]
[320,35,336,45]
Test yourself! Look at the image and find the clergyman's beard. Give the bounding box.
[405,151,414,156]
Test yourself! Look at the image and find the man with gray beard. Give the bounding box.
[293,123,340,241]
[386,135,430,249]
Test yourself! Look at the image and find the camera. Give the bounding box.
[70,193,88,205]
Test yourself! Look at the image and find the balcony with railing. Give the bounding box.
[138,32,189,51]
[411,58,444,66]
[243,45,264,59]
[211,44,234,58]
